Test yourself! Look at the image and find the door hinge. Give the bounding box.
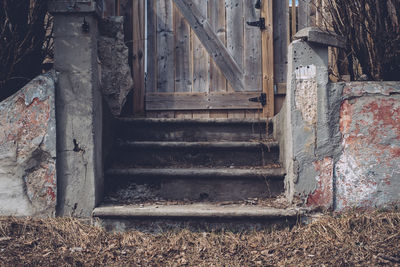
[246,18,265,30]
[249,93,266,106]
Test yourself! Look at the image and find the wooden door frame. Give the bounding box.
[262,0,274,118]
[132,0,146,115]
[130,0,275,118]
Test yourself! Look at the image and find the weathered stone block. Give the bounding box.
[98,16,133,116]
[0,72,57,217]
[335,82,400,210]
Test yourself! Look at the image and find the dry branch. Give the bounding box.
[0,0,52,101]
[317,0,400,81]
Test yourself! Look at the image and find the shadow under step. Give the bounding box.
[92,204,304,232]
[115,118,273,142]
[111,141,280,167]
[104,167,285,203]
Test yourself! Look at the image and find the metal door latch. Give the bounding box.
[246,18,266,30]
[249,93,266,106]
[255,0,261,9]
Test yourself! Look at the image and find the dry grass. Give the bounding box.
[1,210,400,266]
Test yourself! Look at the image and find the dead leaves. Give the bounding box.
[0,210,400,266]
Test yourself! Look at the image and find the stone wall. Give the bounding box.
[0,72,57,217]
[276,30,400,211]
[98,16,133,116]
[305,81,400,210]
[334,82,400,210]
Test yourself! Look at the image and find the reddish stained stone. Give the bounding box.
[47,187,56,202]
[0,73,56,216]
[336,93,400,210]
[307,157,334,209]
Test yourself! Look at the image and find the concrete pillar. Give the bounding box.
[276,27,345,204]
[49,1,103,217]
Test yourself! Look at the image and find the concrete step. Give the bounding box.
[104,167,285,203]
[111,141,279,168]
[114,118,272,142]
[92,203,304,232]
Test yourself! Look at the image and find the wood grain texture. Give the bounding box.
[174,5,192,92]
[145,92,263,110]
[173,0,245,91]
[245,109,261,119]
[132,0,145,114]
[210,111,228,118]
[146,0,157,93]
[226,0,243,92]
[291,0,296,39]
[273,0,288,84]
[226,0,243,69]
[243,0,262,92]
[262,0,274,117]
[208,0,227,93]
[157,0,175,92]
[191,0,209,93]
[228,110,245,119]
[192,110,211,118]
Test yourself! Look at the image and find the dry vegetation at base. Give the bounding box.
[1,210,400,266]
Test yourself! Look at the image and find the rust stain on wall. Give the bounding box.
[335,83,400,210]
[307,157,333,209]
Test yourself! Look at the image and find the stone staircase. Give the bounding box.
[93,118,303,231]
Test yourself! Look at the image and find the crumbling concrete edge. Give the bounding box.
[275,32,400,210]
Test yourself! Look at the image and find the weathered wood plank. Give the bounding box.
[174,5,192,92]
[275,83,287,95]
[226,0,243,69]
[157,111,176,118]
[291,0,296,38]
[210,111,228,118]
[146,0,157,93]
[243,0,262,92]
[145,92,264,110]
[132,0,145,114]
[298,0,312,30]
[192,110,210,118]
[228,110,245,119]
[157,0,175,92]
[262,0,274,117]
[273,0,288,84]
[173,0,245,91]
[226,0,243,92]
[175,111,193,118]
[208,0,227,93]
[191,0,209,93]
[245,109,261,119]
[117,0,121,15]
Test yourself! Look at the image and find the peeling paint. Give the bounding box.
[0,72,57,217]
[295,65,317,125]
[336,83,400,210]
[307,157,333,209]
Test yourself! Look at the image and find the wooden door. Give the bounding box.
[143,0,274,118]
